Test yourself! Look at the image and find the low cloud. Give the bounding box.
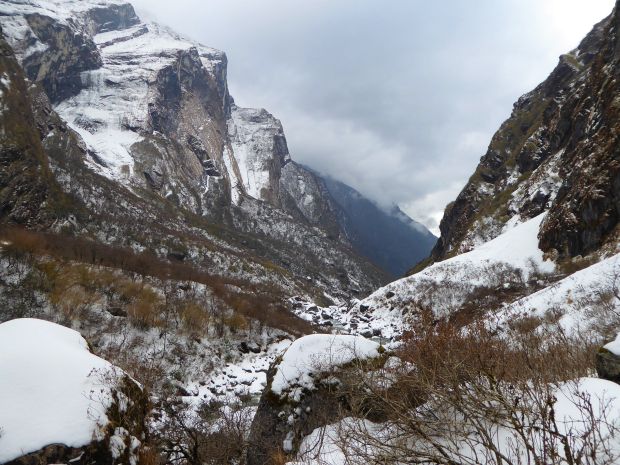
[132,0,614,231]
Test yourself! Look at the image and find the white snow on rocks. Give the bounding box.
[604,333,620,356]
[184,338,293,405]
[495,252,620,335]
[348,213,555,335]
[56,20,222,181]
[0,0,226,183]
[228,105,289,202]
[0,318,121,463]
[271,334,381,398]
[435,212,554,279]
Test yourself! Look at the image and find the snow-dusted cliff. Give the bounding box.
[0,0,435,287]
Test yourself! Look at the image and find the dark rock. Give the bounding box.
[239,341,261,354]
[5,443,108,465]
[22,14,102,103]
[385,291,395,299]
[596,347,620,383]
[107,307,127,317]
[176,385,191,397]
[246,350,391,465]
[167,250,187,262]
[143,170,164,190]
[429,5,620,263]
[81,3,140,35]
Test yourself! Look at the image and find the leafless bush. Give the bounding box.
[152,397,253,465]
[296,318,617,465]
[0,225,314,335]
[581,265,620,341]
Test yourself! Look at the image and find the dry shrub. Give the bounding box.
[0,226,314,336]
[138,447,161,465]
[126,286,164,329]
[224,313,249,333]
[269,450,289,465]
[154,398,252,465]
[328,316,607,465]
[559,254,598,275]
[47,264,102,319]
[179,301,209,333]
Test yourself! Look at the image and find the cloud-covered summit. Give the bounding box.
[132,0,614,234]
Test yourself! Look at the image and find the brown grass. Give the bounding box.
[0,225,315,335]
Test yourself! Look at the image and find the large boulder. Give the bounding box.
[0,318,148,465]
[597,334,620,384]
[246,334,385,465]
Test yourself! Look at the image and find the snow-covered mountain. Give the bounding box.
[342,0,620,334]
[2,0,620,463]
[245,5,620,462]
[430,7,620,263]
[0,0,420,300]
[318,174,436,276]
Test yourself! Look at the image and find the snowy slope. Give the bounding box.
[339,213,555,338]
[494,251,620,335]
[0,318,121,463]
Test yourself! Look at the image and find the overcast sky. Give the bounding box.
[132,0,614,234]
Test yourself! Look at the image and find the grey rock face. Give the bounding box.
[0,24,59,227]
[247,383,346,465]
[279,162,343,239]
[22,13,102,103]
[431,5,620,263]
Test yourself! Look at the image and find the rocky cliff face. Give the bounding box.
[0,0,398,297]
[431,3,620,264]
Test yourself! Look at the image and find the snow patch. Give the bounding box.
[271,334,381,397]
[0,318,120,463]
[604,333,620,356]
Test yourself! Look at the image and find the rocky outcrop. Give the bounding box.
[0,24,61,227]
[431,3,620,263]
[80,3,140,36]
[5,381,149,465]
[279,161,344,239]
[247,335,386,465]
[596,347,620,384]
[0,319,150,465]
[21,14,102,103]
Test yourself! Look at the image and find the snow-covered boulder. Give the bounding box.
[597,333,620,384]
[271,334,382,399]
[0,318,147,465]
[247,334,384,465]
